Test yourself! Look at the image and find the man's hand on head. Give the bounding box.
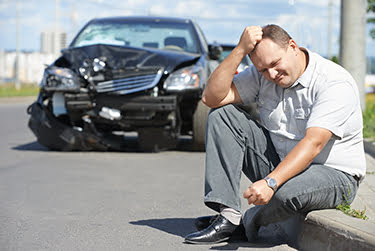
[237,26,263,56]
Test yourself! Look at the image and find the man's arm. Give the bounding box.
[202,26,263,108]
[243,127,333,205]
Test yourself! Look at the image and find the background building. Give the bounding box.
[0,29,66,84]
[41,29,67,55]
[0,50,55,84]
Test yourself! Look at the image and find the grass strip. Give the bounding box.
[0,83,39,97]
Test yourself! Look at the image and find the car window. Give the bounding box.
[219,50,231,62]
[218,46,252,73]
[219,47,252,65]
[71,21,200,54]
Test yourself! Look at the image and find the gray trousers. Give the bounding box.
[204,104,358,240]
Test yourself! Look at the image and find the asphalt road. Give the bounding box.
[0,98,295,250]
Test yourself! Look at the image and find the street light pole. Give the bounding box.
[54,0,60,56]
[328,0,333,60]
[15,1,20,90]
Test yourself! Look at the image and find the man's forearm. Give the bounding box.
[268,127,332,188]
[202,47,246,107]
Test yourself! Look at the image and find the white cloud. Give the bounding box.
[147,0,222,19]
[0,0,12,11]
[296,0,340,7]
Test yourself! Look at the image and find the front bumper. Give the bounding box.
[27,102,109,151]
[65,93,179,130]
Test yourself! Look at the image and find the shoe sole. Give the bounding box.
[184,236,230,245]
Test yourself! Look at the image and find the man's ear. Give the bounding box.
[289,39,298,54]
[288,39,299,56]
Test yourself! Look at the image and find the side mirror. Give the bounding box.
[208,44,223,60]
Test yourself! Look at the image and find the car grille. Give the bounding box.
[95,69,163,95]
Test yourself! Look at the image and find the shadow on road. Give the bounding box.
[12,136,200,153]
[206,241,291,250]
[129,217,196,237]
[129,218,290,250]
[12,141,49,151]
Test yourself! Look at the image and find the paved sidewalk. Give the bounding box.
[297,139,375,250]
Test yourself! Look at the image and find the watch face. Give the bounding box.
[265,177,277,191]
[268,178,277,187]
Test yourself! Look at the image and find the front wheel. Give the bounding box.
[192,100,210,151]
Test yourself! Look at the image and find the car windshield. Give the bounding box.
[71,20,200,54]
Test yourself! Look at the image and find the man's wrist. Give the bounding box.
[263,176,278,192]
[233,45,249,59]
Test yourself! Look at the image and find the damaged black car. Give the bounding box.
[27,16,222,151]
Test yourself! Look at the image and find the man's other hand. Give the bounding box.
[243,179,274,205]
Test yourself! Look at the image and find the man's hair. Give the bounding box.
[262,24,292,48]
[251,24,292,53]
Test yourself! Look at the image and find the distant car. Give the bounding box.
[219,43,252,73]
[27,16,222,151]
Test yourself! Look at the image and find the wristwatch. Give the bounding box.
[264,176,278,192]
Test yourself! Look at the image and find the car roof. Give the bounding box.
[219,43,236,50]
[89,16,193,24]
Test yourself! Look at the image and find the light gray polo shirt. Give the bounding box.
[233,49,366,178]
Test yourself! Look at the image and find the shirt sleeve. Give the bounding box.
[306,80,360,139]
[233,65,261,104]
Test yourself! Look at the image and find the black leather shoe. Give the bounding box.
[194,215,219,231]
[184,215,238,244]
[194,214,247,241]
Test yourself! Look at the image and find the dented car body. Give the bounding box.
[27,16,221,151]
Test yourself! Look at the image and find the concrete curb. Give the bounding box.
[298,209,375,251]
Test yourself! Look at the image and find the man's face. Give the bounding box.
[250,38,300,88]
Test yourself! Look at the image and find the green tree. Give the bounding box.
[369,0,375,39]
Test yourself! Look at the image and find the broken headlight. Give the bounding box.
[163,65,203,91]
[40,66,80,92]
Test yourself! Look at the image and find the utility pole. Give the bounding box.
[327,0,333,60]
[339,0,367,110]
[70,3,77,42]
[15,1,20,90]
[54,0,60,56]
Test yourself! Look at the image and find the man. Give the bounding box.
[184,25,366,244]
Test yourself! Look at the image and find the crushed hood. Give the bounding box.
[60,44,201,80]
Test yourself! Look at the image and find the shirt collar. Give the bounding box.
[290,48,315,89]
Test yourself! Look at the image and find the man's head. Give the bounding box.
[250,24,307,88]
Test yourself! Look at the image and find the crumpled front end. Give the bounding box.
[27,44,205,151]
[27,101,109,151]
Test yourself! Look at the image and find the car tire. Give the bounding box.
[192,100,210,151]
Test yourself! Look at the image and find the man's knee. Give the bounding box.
[272,183,334,214]
[207,104,236,123]
[271,187,305,213]
[207,104,256,128]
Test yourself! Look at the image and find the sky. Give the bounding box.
[0,0,375,57]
